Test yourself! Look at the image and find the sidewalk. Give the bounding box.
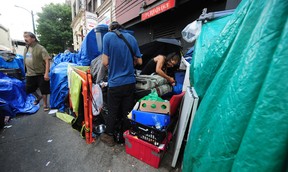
[0,102,183,172]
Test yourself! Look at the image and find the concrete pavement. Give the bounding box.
[0,102,183,172]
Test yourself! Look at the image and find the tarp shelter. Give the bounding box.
[0,53,25,77]
[0,53,38,116]
[50,62,77,112]
[183,0,288,171]
[77,24,108,66]
[49,24,108,111]
[0,72,38,117]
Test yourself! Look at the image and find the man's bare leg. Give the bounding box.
[42,94,50,111]
[32,92,42,105]
[43,94,48,107]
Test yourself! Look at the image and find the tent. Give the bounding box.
[183,0,288,171]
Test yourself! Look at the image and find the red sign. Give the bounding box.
[141,0,175,21]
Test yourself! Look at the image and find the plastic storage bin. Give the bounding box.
[129,118,167,146]
[131,110,170,128]
[124,130,172,168]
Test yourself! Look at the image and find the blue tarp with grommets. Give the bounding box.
[184,0,288,171]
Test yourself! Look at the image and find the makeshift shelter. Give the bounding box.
[183,0,288,171]
[0,53,38,117]
[77,24,108,66]
[49,24,108,112]
[0,72,38,117]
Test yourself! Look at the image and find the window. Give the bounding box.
[73,2,76,17]
[88,1,92,12]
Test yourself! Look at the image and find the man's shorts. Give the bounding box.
[26,75,50,95]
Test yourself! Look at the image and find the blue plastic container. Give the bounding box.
[131,110,170,128]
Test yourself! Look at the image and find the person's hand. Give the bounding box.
[44,73,50,81]
[168,77,175,85]
[133,57,138,66]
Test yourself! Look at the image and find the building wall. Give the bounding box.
[69,0,236,52]
[70,0,114,50]
[120,0,229,53]
[96,0,114,25]
[71,0,86,51]
[71,10,85,51]
[114,0,143,25]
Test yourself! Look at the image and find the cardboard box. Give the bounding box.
[139,100,170,114]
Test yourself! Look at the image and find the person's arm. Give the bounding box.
[134,56,142,66]
[155,55,175,84]
[44,57,50,81]
[132,36,142,66]
[42,47,50,81]
[102,54,109,67]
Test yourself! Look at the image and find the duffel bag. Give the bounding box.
[136,74,168,90]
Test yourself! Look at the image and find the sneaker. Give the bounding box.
[100,133,116,147]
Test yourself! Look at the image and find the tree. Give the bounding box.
[36,3,73,54]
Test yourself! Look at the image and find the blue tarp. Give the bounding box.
[52,52,79,68]
[0,54,25,77]
[50,62,76,112]
[77,24,108,66]
[0,72,39,117]
[49,24,108,111]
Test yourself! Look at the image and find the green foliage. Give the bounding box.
[36,3,72,54]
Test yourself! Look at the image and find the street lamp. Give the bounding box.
[14,5,36,34]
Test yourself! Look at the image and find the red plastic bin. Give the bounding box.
[124,130,172,168]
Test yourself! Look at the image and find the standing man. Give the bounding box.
[101,21,142,146]
[23,32,51,111]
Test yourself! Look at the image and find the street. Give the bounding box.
[0,100,181,172]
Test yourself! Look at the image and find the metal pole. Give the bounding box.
[31,10,36,34]
[15,5,36,34]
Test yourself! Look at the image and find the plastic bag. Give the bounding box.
[92,84,103,116]
[139,89,165,102]
[182,20,202,43]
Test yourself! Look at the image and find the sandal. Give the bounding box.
[33,97,42,105]
[44,106,50,111]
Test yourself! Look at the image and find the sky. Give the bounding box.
[0,0,66,40]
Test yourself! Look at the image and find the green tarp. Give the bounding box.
[183,0,288,171]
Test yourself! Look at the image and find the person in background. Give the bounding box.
[101,21,142,146]
[23,32,51,111]
[140,52,180,85]
[64,46,75,54]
